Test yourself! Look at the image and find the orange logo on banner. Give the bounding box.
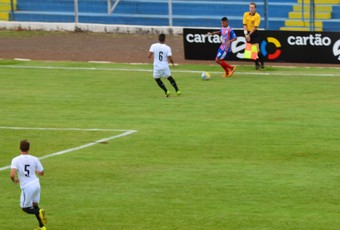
[244,43,258,60]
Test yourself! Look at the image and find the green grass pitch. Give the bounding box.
[0,60,339,229]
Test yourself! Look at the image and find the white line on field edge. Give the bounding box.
[0,126,134,132]
[0,126,138,171]
[14,58,31,61]
[0,64,339,77]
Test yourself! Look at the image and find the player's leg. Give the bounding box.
[166,76,178,90]
[253,43,264,70]
[221,59,236,77]
[165,68,181,95]
[155,78,170,96]
[33,203,47,225]
[21,184,46,228]
[224,50,236,77]
[216,48,232,77]
[215,56,228,76]
[154,69,170,96]
[258,46,265,69]
[21,188,37,214]
[251,32,264,70]
[167,76,181,96]
[33,187,47,226]
[22,203,44,228]
[36,206,47,226]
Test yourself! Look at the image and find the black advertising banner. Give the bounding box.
[183,28,340,64]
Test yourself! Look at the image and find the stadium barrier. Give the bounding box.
[0,21,183,34]
[1,21,339,64]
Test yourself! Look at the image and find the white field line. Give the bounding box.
[0,65,339,77]
[0,126,134,132]
[0,127,138,171]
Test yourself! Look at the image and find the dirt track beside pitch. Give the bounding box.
[0,30,338,67]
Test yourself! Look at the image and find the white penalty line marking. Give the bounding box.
[0,65,339,77]
[0,127,138,171]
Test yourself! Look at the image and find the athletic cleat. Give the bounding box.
[227,66,237,77]
[165,90,171,97]
[260,62,265,70]
[39,209,47,225]
[176,90,182,96]
[34,227,46,230]
[222,72,229,78]
[255,62,260,70]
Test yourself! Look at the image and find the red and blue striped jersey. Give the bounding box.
[219,26,236,50]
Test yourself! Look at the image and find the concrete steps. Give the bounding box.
[0,0,16,21]
[280,0,340,31]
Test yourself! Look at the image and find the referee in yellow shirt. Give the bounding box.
[243,2,265,70]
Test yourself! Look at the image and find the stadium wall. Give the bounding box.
[1,21,339,64]
[0,21,185,34]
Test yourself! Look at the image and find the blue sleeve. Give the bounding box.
[230,30,237,39]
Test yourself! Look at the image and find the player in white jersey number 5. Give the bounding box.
[148,33,182,97]
[10,140,47,230]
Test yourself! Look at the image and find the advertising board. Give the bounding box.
[184,28,340,64]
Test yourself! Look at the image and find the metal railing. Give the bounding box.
[10,0,14,20]
[302,0,316,31]
[309,0,315,31]
[74,0,78,24]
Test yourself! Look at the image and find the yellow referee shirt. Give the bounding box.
[243,12,261,31]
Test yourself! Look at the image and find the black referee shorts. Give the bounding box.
[249,30,260,44]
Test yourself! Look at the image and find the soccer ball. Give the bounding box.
[201,71,211,80]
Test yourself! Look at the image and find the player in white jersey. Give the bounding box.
[10,139,47,230]
[148,33,181,97]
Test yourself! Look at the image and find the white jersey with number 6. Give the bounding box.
[149,43,172,71]
[11,154,44,189]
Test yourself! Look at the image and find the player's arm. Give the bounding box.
[168,55,174,67]
[243,24,248,35]
[228,30,238,46]
[243,12,248,36]
[206,30,220,36]
[148,51,153,59]
[148,44,155,59]
[226,37,237,49]
[247,26,257,37]
[37,170,45,176]
[228,37,237,45]
[244,23,257,42]
[10,168,19,184]
[35,159,45,176]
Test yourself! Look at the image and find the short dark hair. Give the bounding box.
[221,17,228,21]
[20,139,30,152]
[250,2,257,8]
[159,33,166,42]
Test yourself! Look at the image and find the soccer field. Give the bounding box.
[0,60,339,230]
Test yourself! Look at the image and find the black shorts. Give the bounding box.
[249,30,260,44]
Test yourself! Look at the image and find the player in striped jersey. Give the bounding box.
[207,17,237,77]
